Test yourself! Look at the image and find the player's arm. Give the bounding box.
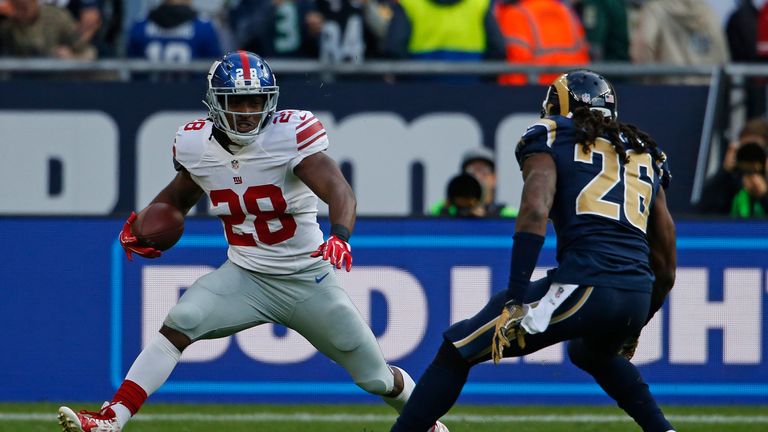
[619,186,676,360]
[294,152,357,271]
[492,152,556,362]
[149,169,205,215]
[646,186,676,323]
[506,152,557,300]
[120,169,203,261]
[516,153,557,235]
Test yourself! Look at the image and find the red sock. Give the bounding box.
[111,380,148,415]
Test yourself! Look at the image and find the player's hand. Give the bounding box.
[119,211,162,261]
[310,235,352,271]
[491,300,529,364]
[618,332,641,361]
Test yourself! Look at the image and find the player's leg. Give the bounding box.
[566,289,675,432]
[285,268,406,405]
[391,276,553,432]
[281,264,450,431]
[59,261,270,432]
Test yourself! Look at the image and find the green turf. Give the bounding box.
[2,403,767,432]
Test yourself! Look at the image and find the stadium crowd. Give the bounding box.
[0,0,742,74]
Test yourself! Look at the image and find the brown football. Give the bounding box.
[132,203,185,251]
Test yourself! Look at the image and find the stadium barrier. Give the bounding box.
[0,79,707,216]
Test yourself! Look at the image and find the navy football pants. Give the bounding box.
[391,277,674,432]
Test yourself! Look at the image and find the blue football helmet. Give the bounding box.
[204,51,279,145]
[541,69,617,120]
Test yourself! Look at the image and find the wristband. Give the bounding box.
[505,231,545,302]
[330,224,351,242]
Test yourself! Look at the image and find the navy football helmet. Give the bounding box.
[541,69,617,120]
[204,51,279,145]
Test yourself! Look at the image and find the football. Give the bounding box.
[132,202,185,251]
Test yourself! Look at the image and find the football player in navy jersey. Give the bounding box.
[391,70,677,432]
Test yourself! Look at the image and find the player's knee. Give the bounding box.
[434,339,470,371]
[354,377,390,395]
[324,302,366,352]
[567,339,594,371]
[165,303,205,332]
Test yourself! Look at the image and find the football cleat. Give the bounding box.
[428,420,450,432]
[58,402,121,432]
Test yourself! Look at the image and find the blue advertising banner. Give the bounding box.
[2,218,766,404]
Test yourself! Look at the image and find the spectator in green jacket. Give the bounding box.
[731,143,768,218]
[431,147,518,218]
[572,0,630,61]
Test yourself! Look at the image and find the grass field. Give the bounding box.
[3,403,768,432]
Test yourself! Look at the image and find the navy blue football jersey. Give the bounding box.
[515,115,671,292]
[126,15,221,62]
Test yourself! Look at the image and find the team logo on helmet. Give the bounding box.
[541,69,618,120]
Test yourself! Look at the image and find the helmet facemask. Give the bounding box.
[540,85,560,118]
[205,85,279,146]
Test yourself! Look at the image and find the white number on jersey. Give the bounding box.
[145,41,192,63]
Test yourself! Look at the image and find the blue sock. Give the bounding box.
[391,341,470,432]
[568,339,674,432]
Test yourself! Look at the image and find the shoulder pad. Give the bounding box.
[272,109,329,152]
[173,118,213,170]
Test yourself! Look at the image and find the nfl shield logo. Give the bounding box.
[231,160,239,170]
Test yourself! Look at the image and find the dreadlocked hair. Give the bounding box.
[571,107,660,165]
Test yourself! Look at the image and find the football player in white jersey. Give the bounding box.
[58,51,447,432]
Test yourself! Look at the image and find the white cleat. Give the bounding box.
[428,420,450,432]
[58,402,121,432]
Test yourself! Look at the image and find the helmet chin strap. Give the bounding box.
[589,107,613,119]
[225,130,258,146]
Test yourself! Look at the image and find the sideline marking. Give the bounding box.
[6,412,768,424]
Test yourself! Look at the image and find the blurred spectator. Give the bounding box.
[43,1,100,51]
[191,0,235,51]
[383,0,505,64]
[698,117,768,215]
[730,143,768,218]
[0,1,7,54]
[97,0,122,57]
[431,147,518,217]
[126,0,221,62]
[730,0,765,117]
[229,0,320,59]
[0,0,11,16]
[731,0,759,62]
[43,0,123,57]
[630,0,729,84]
[433,173,487,217]
[315,0,392,62]
[0,0,96,59]
[495,0,590,85]
[723,117,768,171]
[571,0,629,61]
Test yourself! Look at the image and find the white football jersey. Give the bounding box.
[173,110,329,274]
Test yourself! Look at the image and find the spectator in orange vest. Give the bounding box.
[495,0,590,85]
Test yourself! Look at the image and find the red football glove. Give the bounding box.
[311,235,352,271]
[119,211,162,261]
